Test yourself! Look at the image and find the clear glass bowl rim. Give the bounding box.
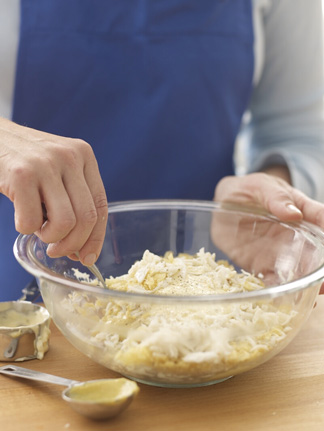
[13,199,324,304]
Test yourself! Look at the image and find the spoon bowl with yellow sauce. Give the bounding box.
[0,365,139,420]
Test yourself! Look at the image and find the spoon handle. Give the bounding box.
[87,262,106,288]
[0,365,79,387]
[74,252,106,288]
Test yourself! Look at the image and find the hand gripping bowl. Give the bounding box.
[14,200,324,388]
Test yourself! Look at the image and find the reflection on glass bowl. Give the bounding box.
[14,200,324,388]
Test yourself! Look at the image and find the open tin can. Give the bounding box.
[0,301,51,361]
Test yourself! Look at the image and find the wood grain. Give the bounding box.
[1,297,324,431]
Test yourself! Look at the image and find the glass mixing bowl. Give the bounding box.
[14,200,324,388]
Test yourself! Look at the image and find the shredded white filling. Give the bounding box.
[62,249,297,383]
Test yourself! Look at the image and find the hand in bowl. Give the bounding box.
[213,173,324,289]
[0,117,108,266]
[215,172,324,229]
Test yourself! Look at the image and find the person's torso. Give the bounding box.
[1,0,255,300]
[13,0,254,201]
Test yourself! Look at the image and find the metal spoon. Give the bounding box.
[74,252,106,288]
[41,204,106,289]
[0,365,139,420]
[85,262,106,288]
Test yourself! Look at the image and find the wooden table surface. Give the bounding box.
[1,297,324,431]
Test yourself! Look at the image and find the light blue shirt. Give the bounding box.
[239,0,324,203]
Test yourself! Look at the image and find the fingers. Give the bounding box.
[76,158,108,265]
[12,170,44,234]
[36,180,78,247]
[0,122,108,263]
[294,196,324,230]
[262,186,304,222]
[44,144,108,264]
[9,160,76,239]
[215,173,324,229]
[263,179,324,228]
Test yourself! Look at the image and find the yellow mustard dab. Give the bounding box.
[67,378,139,404]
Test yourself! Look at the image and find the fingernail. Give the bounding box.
[286,204,302,215]
[47,244,55,255]
[83,253,97,266]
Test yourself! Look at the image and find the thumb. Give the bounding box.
[267,199,303,222]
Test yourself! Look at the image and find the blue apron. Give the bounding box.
[1,0,254,300]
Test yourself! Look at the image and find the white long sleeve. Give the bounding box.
[0,0,19,119]
[243,0,324,202]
